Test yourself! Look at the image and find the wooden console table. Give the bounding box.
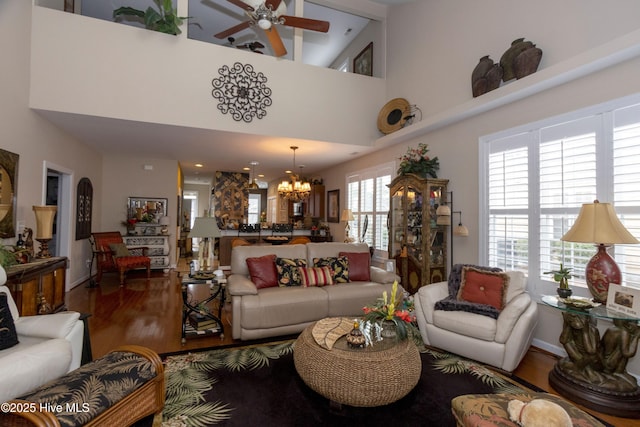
[4,257,67,316]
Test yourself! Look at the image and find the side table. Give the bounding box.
[541,295,640,418]
[181,274,225,343]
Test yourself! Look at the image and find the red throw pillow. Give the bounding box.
[339,251,371,281]
[457,266,510,310]
[298,267,334,287]
[246,254,278,289]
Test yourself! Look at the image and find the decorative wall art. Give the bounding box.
[327,189,340,223]
[75,177,93,240]
[211,62,272,123]
[213,171,249,229]
[353,42,373,76]
[0,148,18,238]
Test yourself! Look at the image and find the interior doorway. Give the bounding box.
[43,162,72,289]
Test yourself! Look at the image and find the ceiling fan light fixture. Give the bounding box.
[257,17,272,30]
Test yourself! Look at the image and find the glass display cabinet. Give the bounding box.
[388,175,449,294]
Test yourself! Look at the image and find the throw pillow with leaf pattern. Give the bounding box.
[275,258,307,286]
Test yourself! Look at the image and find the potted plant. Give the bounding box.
[362,281,418,341]
[545,263,573,298]
[113,0,189,35]
[0,245,17,269]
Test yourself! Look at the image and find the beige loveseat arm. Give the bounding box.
[227,274,258,296]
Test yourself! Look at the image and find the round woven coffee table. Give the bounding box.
[293,321,422,407]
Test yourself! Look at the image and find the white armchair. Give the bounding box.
[0,266,84,403]
[414,269,538,372]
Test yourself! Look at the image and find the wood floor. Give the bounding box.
[66,259,639,427]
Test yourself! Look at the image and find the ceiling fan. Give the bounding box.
[214,0,330,57]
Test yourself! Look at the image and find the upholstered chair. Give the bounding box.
[91,232,151,286]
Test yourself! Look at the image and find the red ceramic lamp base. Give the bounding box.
[585,244,621,303]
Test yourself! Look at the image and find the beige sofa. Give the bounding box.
[228,242,400,340]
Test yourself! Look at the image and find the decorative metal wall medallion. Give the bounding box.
[212,62,272,123]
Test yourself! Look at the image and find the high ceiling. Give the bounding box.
[46,0,414,185]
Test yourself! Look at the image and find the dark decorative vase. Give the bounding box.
[557,287,572,299]
[586,244,620,303]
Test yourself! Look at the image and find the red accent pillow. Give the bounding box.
[298,267,334,287]
[457,266,510,310]
[246,254,278,289]
[339,251,371,282]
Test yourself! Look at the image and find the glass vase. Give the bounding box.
[380,319,397,340]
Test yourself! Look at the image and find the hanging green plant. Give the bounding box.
[113,0,189,35]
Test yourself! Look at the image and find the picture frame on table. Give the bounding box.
[607,283,640,317]
[327,189,340,223]
[353,42,373,76]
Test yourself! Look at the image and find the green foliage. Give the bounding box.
[397,143,440,178]
[544,262,572,289]
[113,0,188,35]
[0,245,17,269]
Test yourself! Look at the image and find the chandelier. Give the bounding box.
[277,146,311,202]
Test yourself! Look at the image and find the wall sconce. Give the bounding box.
[32,205,57,258]
[453,211,469,237]
[341,209,355,243]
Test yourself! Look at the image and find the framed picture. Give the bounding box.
[327,189,340,223]
[607,284,640,317]
[353,42,373,76]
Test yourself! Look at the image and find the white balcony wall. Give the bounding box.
[29,6,386,147]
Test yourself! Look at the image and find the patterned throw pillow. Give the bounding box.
[0,293,19,350]
[298,267,334,287]
[275,258,307,287]
[313,256,349,283]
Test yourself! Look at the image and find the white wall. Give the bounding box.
[29,6,387,148]
[316,0,640,376]
[0,0,104,288]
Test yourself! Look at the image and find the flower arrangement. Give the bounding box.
[362,281,417,341]
[397,143,439,178]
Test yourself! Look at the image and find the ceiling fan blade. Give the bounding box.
[225,0,254,12]
[265,26,287,57]
[280,15,330,33]
[264,0,282,10]
[214,21,251,39]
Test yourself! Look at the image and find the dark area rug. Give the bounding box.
[159,340,554,427]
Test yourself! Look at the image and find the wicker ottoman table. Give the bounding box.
[293,321,422,407]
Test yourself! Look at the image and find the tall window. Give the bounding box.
[481,95,640,295]
[346,162,393,255]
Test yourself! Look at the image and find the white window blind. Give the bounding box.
[482,96,640,295]
[346,163,393,252]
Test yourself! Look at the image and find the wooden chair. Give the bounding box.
[91,232,151,286]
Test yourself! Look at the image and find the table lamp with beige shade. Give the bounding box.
[188,217,221,271]
[341,209,354,243]
[32,205,57,258]
[561,200,639,303]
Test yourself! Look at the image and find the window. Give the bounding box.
[480,94,640,296]
[248,193,260,224]
[346,162,393,256]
